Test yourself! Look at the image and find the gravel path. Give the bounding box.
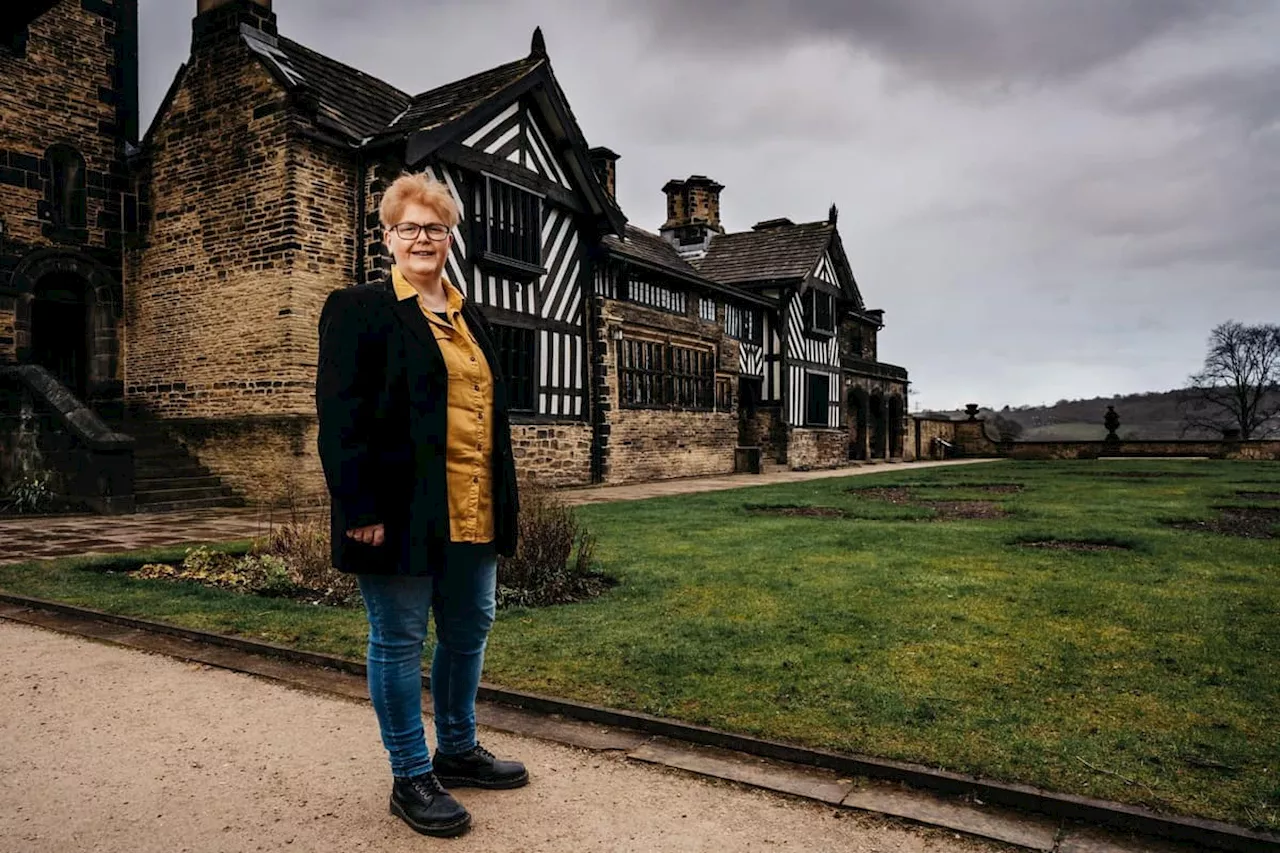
[0,620,1004,853]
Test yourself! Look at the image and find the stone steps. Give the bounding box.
[104,417,247,514]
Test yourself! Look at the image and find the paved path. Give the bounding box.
[0,459,996,565]
[0,619,1005,853]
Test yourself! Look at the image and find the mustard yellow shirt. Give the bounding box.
[392,266,495,543]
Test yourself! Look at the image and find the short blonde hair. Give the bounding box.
[379,171,461,230]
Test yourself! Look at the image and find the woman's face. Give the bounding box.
[386,201,452,284]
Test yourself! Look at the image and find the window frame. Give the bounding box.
[618,337,715,411]
[803,288,836,337]
[474,173,547,280]
[489,322,538,414]
[41,144,88,242]
[804,372,831,427]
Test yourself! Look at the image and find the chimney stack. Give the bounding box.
[589,146,619,204]
[659,175,723,260]
[193,0,277,45]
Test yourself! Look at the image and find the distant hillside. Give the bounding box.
[924,389,1279,441]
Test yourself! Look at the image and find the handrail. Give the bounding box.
[0,365,134,451]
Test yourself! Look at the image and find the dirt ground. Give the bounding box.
[0,620,1008,853]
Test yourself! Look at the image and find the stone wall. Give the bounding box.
[0,1,133,378]
[742,404,786,464]
[1004,440,1280,461]
[913,417,957,460]
[510,422,593,486]
[125,22,306,419]
[166,415,326,507]
[787,427,847,470]
[608,409,737,483]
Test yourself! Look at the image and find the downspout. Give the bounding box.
[354,141,367,284]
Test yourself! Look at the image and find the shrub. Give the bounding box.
[496,479,609,609]
[133,546,297,598]
[250,514,360,607]
[3,474,55,514]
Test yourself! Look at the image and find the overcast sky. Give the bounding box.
[138,1,1280,412]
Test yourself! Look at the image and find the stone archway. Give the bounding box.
[10,249,121,402]
[888,394,904,459]
[870,392,887,460]
[848,386,869,460]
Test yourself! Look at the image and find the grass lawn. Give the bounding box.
[1,460,1277,830]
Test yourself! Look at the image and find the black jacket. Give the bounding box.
[315,281,520,574]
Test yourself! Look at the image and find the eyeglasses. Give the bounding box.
[390,222,450,242]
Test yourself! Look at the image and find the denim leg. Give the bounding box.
[430,543,497,755]
[357,572,434,778]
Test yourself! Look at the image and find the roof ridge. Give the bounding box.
[407,55,542,102]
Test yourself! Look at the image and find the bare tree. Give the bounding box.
[1179,321,1280,439]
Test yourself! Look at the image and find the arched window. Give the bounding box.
[43,144,87,232]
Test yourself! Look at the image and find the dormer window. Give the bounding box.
[474,174,545,279]
[803,289,835,336]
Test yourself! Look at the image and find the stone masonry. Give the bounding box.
[0,0,135,390]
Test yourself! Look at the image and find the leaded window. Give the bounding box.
[725,304,762,344]
[476,174,543,277]
[625,278,686,315]
[490,323,536,412]
[618,338,714,409]
[43,144,87,232]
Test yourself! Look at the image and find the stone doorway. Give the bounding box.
[849,387,869,459]
[31,272,90,398]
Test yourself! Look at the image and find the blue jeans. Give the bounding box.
[356,543,497,779]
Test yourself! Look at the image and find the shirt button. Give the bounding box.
[473,476,479,483]
[470,356,476,362]
[477,413,483,420]
[473,384,479,391]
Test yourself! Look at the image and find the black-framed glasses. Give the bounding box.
[390,222,450,242]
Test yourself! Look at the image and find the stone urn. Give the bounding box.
[1103,406,1120,442]
[965,403,980,421]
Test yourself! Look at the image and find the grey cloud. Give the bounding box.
[622,0,1239,86]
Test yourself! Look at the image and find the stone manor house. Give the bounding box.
[0,0,911,512]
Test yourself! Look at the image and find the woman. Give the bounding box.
[315,171,525,839]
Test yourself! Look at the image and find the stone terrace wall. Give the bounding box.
[787,427,846,470]
[1005,440,1280,461]
[166,415,326,507]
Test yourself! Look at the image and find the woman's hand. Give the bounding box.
[346,523,385,547]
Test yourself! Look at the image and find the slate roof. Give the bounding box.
[696,221,834,286]
[246,32,540,143]
[383,56,544,137]
[602,225,702,281]
[602,226,774,306]
[273,37,411,141]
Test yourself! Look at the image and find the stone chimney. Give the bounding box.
[659,175,724,260]
[589,146,619,204]
[193,0,277,46]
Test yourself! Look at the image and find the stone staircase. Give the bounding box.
[111,418,246,513]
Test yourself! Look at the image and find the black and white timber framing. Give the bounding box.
[242,22,908,461]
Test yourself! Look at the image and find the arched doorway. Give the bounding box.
[888,394,904,459]
[31,272,90,397]
[870,393,887,460]
[848,387,869,459]
[11,249,121,404]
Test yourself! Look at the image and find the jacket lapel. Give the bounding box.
[389,290,440,353]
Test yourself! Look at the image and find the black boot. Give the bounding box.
[389,772,471,837]
[433,744,529,789]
